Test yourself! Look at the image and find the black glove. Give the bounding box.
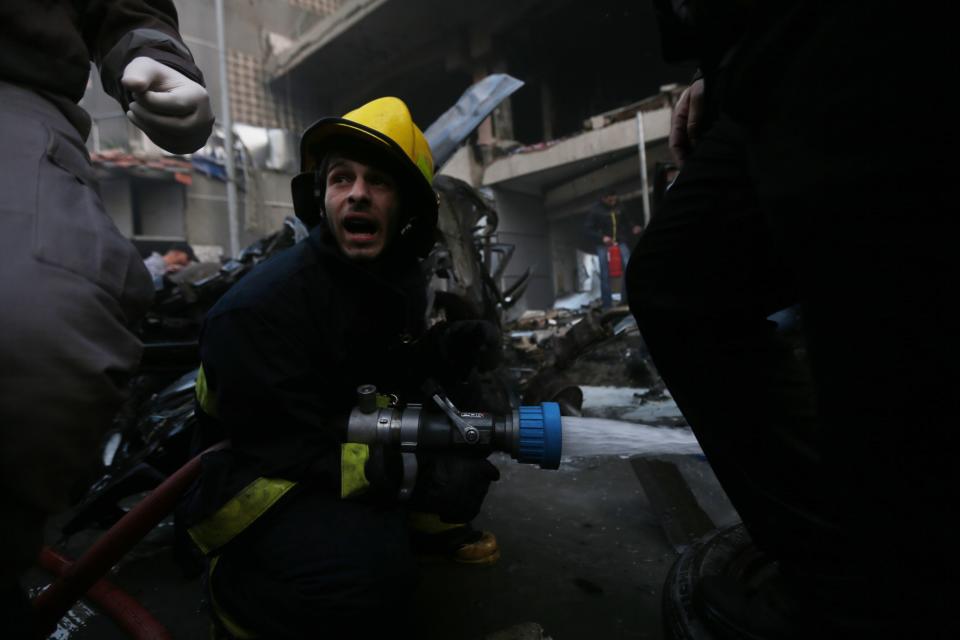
[420,320,502,382]
[360,445,405,500]
[410,453,500,523]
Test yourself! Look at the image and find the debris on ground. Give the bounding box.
[503,301,662,411]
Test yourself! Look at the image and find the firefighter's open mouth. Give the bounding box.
[342,215,379,236]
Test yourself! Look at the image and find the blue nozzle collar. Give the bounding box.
[517,402,563,470]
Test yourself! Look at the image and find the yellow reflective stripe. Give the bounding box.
[188,477,296,555]
[341,443,370,499]
[209,556,259,639]
[408,511,466,534]
[195,365,218,418]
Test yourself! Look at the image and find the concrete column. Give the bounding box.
[491,60,515,142]
[473,68,495,147]
[540,80,555,142]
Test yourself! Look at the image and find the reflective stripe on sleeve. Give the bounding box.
[195,365,218,418]
[188,477,296,555]
[340,443,371,499]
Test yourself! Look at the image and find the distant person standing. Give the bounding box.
[0,1,213,633]
[584,192,643,308]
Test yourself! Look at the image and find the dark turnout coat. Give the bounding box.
[184,223,434,534]
[182,218,504,636]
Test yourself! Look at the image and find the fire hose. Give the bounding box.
[31,388,563,636]
[31,442,228,639]
[36,547,172,640]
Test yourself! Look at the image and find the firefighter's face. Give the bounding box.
[324,156,400,261]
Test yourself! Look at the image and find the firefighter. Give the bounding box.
[182,97,502,638]
[0,2,212,632]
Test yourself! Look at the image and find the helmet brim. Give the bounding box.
[296,117,438,256]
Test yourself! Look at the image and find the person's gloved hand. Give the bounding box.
[669,77,705,167]
[422,320,502,381]
[410,453,500,523]
[122,57,215,154]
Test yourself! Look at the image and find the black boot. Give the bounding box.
[695,573,806,640]
[695,569,922,639]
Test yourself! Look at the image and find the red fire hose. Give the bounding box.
[32,441,228,639]
[37,547,172,640]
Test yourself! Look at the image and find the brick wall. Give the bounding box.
[225,0,347,129]
[228,49,299,129]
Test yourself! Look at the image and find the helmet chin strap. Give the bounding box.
[314,169,327,221]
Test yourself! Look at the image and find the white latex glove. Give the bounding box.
[121,56,214,154]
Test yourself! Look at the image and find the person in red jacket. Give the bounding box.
[584,192,643,308]
[0,2,213,632]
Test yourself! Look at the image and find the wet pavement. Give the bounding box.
[26,387,738,640]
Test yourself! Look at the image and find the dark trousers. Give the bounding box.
[628,116,830,569]
[210,490,418,638]
[627,2,956,626]
[0,81,153,606]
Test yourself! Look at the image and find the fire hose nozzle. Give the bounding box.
[513,402,563,470]
[347,386,563,470]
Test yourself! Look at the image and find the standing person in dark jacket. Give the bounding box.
[584,192,642,308]
[0,1,213,632]
[183,97,501,638]
[628,1,956,636]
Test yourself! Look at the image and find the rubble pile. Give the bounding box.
[503,304,661,413]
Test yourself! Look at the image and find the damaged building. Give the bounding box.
[80,0,347,262]
[81,0,692,309]
[265,0,694,310]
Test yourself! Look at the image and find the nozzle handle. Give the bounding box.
[430,391,481,445]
